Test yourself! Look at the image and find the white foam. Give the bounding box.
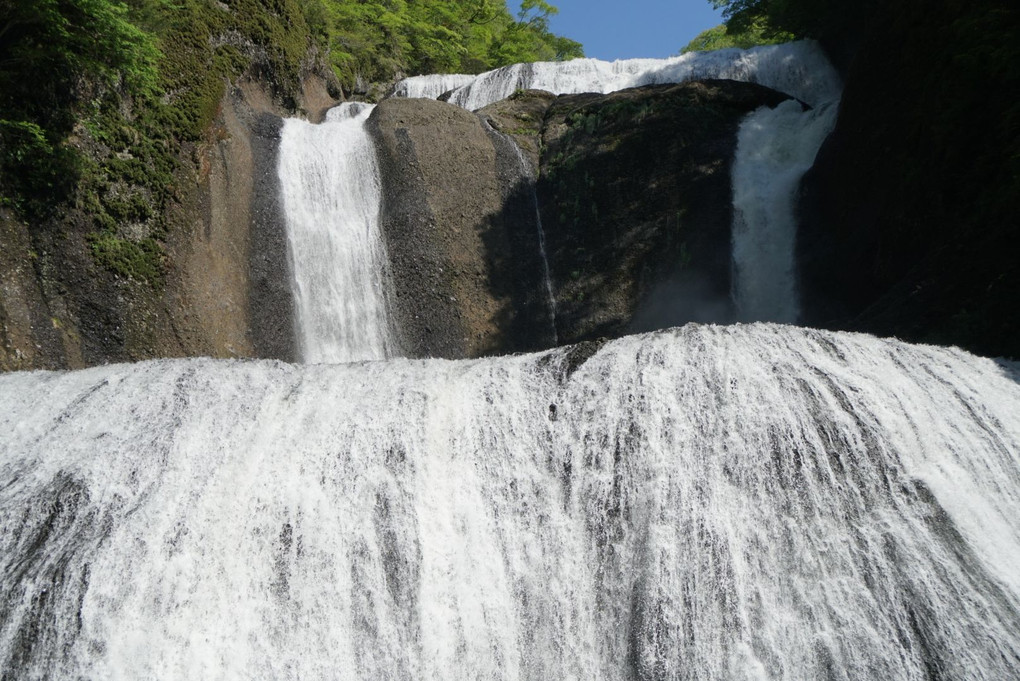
[2,325,1018,679]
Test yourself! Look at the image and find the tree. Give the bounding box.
[323,0,583,89]
[681,21,791,53]
[707,0,877,46]
[0,0,159,212]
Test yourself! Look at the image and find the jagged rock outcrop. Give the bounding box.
[478,89,557,172]
[367,97,554,358]
[537,80,791,344]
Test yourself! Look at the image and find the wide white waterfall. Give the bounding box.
[731,100,839,322]
[278,103,398,363]
[395,40,841,110]
[2,324,1019,679]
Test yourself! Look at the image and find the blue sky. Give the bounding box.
[529,0,725,61]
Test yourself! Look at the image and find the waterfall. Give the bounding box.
[395,41,841,110]
[390,74,476,100]
[731,100,840,322]
[2,324,1019,679]
[278,103,398,363]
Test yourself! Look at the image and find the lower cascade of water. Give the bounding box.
[278,103,398,363]
[2,324,1018,679]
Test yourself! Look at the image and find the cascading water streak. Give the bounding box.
[730,100,839,322]
[395,40,841,110]
[496,129,558,344]
[278,103,397,363]
[1,324,1019,679]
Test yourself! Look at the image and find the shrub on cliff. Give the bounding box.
[0,0,159,213]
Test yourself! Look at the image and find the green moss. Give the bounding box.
[89,233,165,285]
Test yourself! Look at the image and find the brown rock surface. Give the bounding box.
[368,97,554,358]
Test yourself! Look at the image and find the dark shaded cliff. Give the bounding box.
[797,0,1020,358]
[537,81,791,345]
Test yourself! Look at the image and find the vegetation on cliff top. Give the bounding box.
[681,22,792,54]
[0,0,582,285]
[320,0,583,86]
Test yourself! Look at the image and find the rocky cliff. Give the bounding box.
[366,80,792,358]
[797,0,1019,359]
[0,73,337,371]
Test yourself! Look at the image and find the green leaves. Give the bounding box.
[323,0,583,90]
[0,0,161,212]
[681,21,793,53]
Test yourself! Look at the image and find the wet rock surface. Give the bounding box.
[537,80,791,344]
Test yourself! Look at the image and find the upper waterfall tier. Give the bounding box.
[2,324,1018,679]
[394,40,842,110]
[278,103,398,363]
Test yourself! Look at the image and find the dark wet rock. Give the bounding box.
[537,80,792,345]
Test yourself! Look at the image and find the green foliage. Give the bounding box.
[0,0,160,210]
[681,21,793,53]
[0,119,80,214]
[707,0,876,47]
[324,0,583,89]
[88,232,165,285]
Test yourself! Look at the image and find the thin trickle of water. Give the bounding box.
[395,41,841,110]
[731,100,839,322]
[501,132,558,344]
[278,103,398,363]
[1,325,1019,679]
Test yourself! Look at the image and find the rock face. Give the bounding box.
[368,80,792,356]
[367,97,554,358]
[0,74,337,370]
[797,0,1020,359]
[170,82,293,364]
[537,80,791,344]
